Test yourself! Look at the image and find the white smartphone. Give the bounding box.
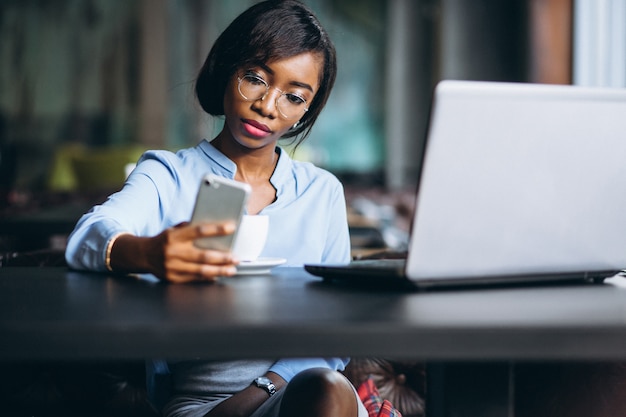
[190,174,251,251]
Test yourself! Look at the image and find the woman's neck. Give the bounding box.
[210,135,279,214]
[211,136,278,184]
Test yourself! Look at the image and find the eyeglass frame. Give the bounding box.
[236,73,309,120]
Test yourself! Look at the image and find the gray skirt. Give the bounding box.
[163,374,367,417]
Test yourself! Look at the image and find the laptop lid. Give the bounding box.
[405,80,626,284]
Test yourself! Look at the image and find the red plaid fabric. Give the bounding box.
[357,377,403,417]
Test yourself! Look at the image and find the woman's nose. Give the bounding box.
[254,88,281,117]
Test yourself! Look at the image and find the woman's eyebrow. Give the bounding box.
[290,81,314,92]
[259,63,274,74]
[259,63,315,92]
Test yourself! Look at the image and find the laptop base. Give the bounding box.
[304,261,615,292]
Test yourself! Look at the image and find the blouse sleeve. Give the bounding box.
[64,153,186,271]
[268,357,351,383]
[321,179,351,263]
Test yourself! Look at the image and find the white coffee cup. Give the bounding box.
[232,214,269,261]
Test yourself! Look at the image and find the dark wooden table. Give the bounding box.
[3,266,626,360]
[2,266,626,416]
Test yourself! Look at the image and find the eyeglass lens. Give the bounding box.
[238,75,307,119]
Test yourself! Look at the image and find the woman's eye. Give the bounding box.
[248,75,266,86]
[243,71,266,84]
[285,93,306,105]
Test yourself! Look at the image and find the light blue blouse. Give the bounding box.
[64,140,353,413]
[65,139,351,270]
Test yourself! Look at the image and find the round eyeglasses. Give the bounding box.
[237,74,309,120]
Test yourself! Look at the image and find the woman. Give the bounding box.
[65,1,365,416]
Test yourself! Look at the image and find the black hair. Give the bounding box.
[195,0,337,142]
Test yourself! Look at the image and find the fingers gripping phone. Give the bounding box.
[190,174,251,251]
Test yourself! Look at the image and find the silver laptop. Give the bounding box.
[306,80,626,289]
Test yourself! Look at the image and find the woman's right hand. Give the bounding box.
[110,221,239,283]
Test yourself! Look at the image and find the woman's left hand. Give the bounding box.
[110,221,240,283]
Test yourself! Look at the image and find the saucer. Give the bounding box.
[235,258,287,275]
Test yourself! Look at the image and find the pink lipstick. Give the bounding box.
[242,119,271,138]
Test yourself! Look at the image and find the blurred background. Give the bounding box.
[1,0,625,255]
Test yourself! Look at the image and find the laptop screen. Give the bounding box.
[406,80,626,281]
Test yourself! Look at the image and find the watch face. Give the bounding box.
[254,376,276,396]
[255,377,271,386]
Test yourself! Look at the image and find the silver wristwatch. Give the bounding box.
[253,376,277,397]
